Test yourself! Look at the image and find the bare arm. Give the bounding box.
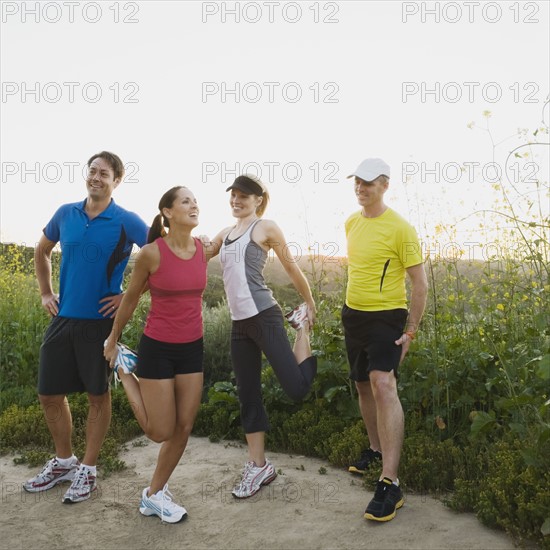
[264,221,316,325]
[396,262,428,363]
[201,228,230,262]
[103,244,158,366]
[34,234,58,317]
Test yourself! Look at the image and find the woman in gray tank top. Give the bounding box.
[208,174,317,499]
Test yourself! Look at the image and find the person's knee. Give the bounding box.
[175,420,194,439]
[146,426,175,444]
[369,372,397,399]
[145,417,176,443]
[39,394,68,421]
[87,392,111,420]
[161,422,193,449]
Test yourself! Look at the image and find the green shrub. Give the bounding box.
[202,303,233,389]
[472,440,549,545]
[0,403,52,451]
[274,405,348,457]
[400,433,468,493]
[193,382,242,442]
[325,420,369,467]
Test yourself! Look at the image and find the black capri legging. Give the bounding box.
[231,304,317,433]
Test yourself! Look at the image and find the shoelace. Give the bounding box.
[37,459,57,481]
[236,461,255,490]
[71,467,91,490]
[153,484,173,522]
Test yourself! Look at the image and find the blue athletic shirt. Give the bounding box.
[43,199,148,319]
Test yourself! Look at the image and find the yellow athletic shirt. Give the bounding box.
[345,208,423,311]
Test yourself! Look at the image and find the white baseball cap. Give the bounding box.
[347,158,391,181]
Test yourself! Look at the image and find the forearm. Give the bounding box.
[288,269,315,307]
[109,291,141,341]
[406,285,427,333]
[34,249,54,297]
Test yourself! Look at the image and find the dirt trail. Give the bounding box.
[0,435,516,550]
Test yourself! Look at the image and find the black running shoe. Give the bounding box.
[348,448,382,474]
[364,477,404,522]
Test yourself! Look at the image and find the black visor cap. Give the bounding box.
[226,175,264,196]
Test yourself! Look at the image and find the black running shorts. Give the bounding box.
[38,316,113,395]
[341,305,407,381]
[136,334,204,379]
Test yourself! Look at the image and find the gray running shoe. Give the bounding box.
[62,465,97,503]
[232,460,277,499]
[23,457,79,492]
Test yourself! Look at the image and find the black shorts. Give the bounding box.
[341,305,407,382]
[38,316,113,396]
[136,334,204,379]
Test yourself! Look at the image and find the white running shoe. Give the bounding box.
[285,303,309,330]
[62,465,97,503]
[115,343,138,374]
[232,460,277,499]
[113,342,138,383]
[23,457,80,492]
[140,485,187,523]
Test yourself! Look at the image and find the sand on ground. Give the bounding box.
[0,435,518,550]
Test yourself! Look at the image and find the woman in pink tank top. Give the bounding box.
[104,186,215,523]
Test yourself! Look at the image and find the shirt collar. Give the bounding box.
[76,198,117,219]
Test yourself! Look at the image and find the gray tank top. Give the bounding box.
[220,220,277,321]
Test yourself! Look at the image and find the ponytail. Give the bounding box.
[147,213,167,244]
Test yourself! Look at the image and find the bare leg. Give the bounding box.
[82,391,112,466]
[245,432,266,466]
[148,373,203,494]
[355,381,381,451]
[117,371,149,433]
[38,394,73,458]
[369,370,404,481]
[136,378,177,442]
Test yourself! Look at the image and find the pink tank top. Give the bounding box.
[143,237,207,343]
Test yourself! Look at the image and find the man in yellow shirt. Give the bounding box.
[342,158,428,522]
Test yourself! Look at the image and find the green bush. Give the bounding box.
[202,303,233,389]
[193,382,242,442]
[270,405,348,457]
[0,403,52,450]
[450,439,550,546]
[325,420,369,467]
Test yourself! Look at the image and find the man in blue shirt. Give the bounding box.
[24,151,148,504]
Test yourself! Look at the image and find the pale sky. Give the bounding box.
[1,0,549,260]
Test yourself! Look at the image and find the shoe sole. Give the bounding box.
[348,466,367,475]
[139,506,187,523]
[364,498,405,522]
[232,471,278,499]
[62,486,97,504]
